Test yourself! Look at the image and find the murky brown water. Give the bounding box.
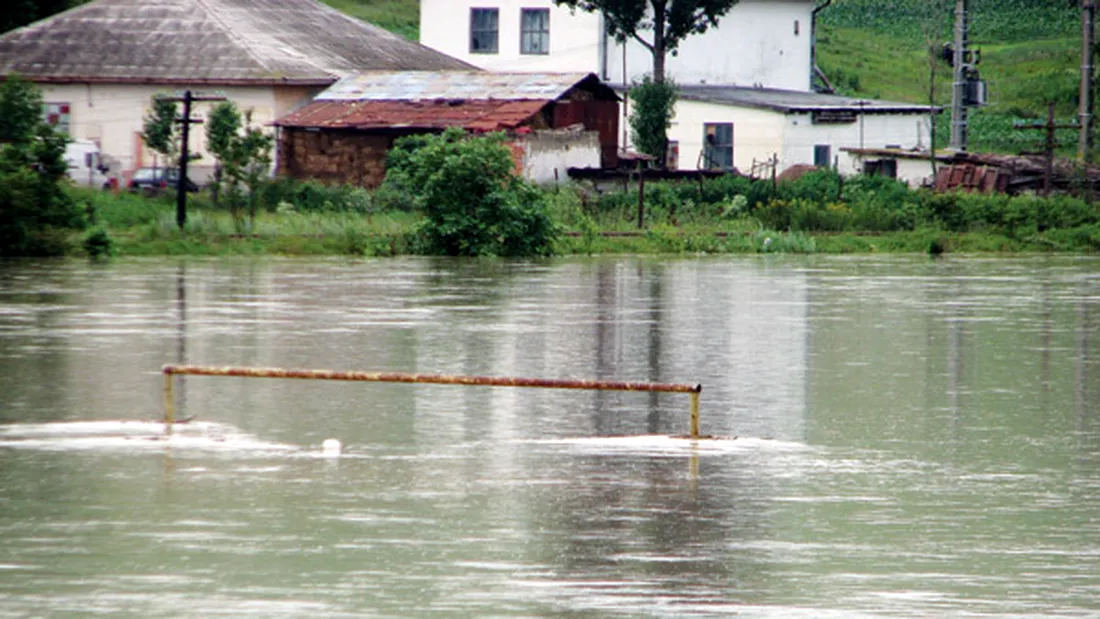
[0,255,1097,617]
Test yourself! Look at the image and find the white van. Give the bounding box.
[64,140,110,188]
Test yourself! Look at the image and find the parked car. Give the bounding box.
[128,167,199,193]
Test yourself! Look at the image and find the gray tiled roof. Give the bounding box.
[0,0,473,86]
[677,85,936,114]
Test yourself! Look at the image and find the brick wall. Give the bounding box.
[278,129,393,188]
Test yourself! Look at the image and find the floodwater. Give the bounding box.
[0,255,1097,618]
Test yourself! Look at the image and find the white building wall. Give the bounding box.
[420,0,814,90]
[38,83,317,182]
[780,112,928,175]
[607,0,814,90]
[665,100,787,173]
[419,0,602,73]
[518,130,602,184]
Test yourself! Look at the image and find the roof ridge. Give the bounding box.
[195,0,276,75]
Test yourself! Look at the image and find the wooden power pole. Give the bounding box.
[155,90,226,230]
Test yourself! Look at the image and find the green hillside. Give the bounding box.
[321,0,420,40]
[818,0,1083,155]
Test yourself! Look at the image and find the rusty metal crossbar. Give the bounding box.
[161,364,703,438]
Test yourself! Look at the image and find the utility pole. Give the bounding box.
[155,90,226,230]
[1080,0,1096,161]
[949,0,970,151]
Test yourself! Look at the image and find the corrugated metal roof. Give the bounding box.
[677,85,936,114]
[275,99,550,131]
[0,0,473,85]
[318,71,603,101]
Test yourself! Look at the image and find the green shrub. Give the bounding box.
[383,127,557,257]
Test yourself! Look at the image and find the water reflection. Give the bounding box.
[0,255,1097,617]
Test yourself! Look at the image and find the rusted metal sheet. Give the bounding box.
[276,99,549,132]
[934,164,1011,193]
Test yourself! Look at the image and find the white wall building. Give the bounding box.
[421,0,937,178]
[420,0,816,91]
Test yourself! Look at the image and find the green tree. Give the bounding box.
[141,97,178,169]
[383,127,558,257]
[629,75,678,163]
[553,0,740,83]
[1,0,87,34]
[0,75,82,256]
[205,101,273,231]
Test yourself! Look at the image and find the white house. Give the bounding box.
[420,0,816,91]
[420,0,937,181]
[0,0,472,184]
[672,86,936,178]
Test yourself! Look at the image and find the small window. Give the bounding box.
[864,159,898,178]
[470,8,499,54]
[703,123,733,170]
[521,8,550,55]
[814,144,832,168]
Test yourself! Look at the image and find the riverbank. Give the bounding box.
[67,174,1100,258]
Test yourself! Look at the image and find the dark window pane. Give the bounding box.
[470,8,499,54]
[521,8,549,55]
[703,123,734,170]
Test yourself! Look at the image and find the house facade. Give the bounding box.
[421,0,936,180]
[274,71,620,188]
[0,0,472,184]
[419,0,816,90]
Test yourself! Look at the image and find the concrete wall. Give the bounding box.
[419,0,602,73]
[37,82,321,183]
[421,0,815,91]
[844,152,940,187]
[517,128,601,184]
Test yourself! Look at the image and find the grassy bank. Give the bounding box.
[67,172,1100,258]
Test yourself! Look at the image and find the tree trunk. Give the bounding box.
[651,0,667,84]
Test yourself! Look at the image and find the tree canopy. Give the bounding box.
[1,0,86,34]
[554,0,740,83]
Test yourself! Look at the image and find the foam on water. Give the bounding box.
[0,420,297,454]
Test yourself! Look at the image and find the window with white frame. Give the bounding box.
[470,8,499,54]
[520,8,549,55]
[703,123,733,170]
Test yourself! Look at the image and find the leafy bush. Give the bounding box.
[382,128,558,257]
[0,75,85,256]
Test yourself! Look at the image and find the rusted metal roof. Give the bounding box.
[0,0,473,85]
[319,71,618,102]
[275,99,550,131]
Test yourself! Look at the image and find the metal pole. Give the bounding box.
[949,0,969,151]
[176,90,192,230]
[163,372,175,433]
[162,364,704,435]
[689,391,700,439]
[1080,0,1096,161]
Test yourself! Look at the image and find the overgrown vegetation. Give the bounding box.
[382,128,558,257]
[629,76,678,164]
[205,102,275,232]
[0,75,86,256]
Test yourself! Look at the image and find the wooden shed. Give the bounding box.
[273,71,620,188]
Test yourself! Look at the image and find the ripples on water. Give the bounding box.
[0,256,1097,617]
